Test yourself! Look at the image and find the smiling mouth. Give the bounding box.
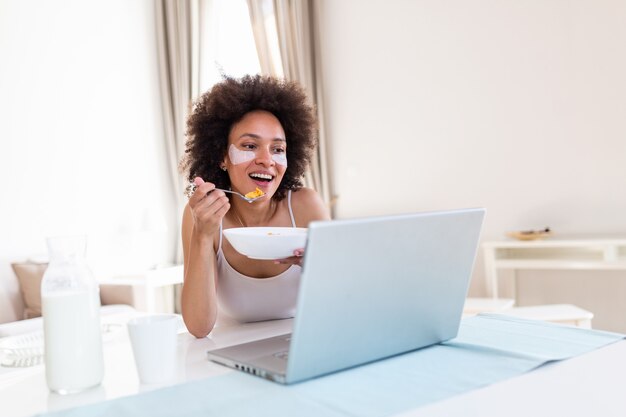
[249,173,274,182]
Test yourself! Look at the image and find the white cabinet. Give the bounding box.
[97,265,183,313]
[482,237,626,299]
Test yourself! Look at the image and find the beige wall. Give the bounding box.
[317,0,626,331]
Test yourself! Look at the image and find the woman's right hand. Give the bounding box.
[188,177,230,237]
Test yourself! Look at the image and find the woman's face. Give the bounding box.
[223,110,287,200]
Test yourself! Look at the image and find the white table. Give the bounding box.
[482,236,626,299]
[0,313,291,417]
[2,315,626,417]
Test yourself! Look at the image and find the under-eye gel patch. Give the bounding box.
[272,153,287,167]
[229,144,288,167]
[228,144,255,165]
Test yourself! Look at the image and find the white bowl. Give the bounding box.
[223,227,308,260]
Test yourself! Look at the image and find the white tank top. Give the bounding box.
[216,190,301,323]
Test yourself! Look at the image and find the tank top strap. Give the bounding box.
[218,220,223,252]
[287,190,296,227]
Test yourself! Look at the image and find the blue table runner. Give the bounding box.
[41,314,624,417]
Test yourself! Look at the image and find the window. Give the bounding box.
[199,0,262,92]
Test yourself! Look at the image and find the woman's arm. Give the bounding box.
[181,178,230,338]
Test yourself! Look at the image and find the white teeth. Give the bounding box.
[250,173,273,180]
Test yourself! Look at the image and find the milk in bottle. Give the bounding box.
[41,235,103,394]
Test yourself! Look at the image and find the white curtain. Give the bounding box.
[155,0,203,264]
[155,0,204,313]
[246,0,335,213]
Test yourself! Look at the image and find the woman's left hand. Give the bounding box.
[274,248,304,266]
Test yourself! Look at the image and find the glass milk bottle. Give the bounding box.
[41,235,104,394]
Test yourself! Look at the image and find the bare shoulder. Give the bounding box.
[289,187,331,227]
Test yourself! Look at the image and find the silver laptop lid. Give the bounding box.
[285,208,485,383]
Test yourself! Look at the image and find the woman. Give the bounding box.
[180,75,330,338]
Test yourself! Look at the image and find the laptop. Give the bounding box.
[206,208,485,384]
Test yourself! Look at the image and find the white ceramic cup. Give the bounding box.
[127,314,179,385]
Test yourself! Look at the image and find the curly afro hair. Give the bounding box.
[180,74,317,201]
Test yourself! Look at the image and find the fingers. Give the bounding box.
[188,177,230,233]
[185,177,206,199]
[192,197,230,235]
[274,249,304,266]
[193,176,204,187]
[188,178,216,207]
[195,191,229,220]
[212,198,231,218]
[273,256,302,266]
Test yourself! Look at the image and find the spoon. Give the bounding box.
[186,182,264,203]
[217,188,265,203]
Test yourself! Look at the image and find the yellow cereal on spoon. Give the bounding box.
[245,187,265,199]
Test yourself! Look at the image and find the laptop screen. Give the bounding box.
[285,208,485,383]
